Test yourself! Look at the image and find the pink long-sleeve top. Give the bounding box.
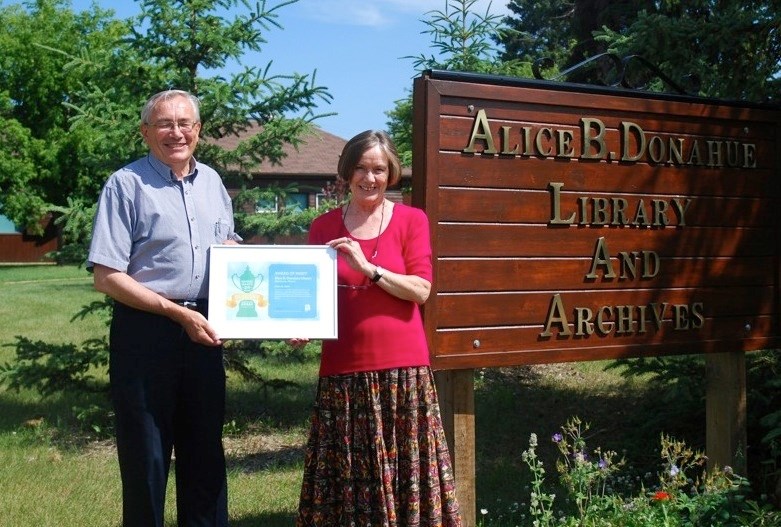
[309,203,433,376]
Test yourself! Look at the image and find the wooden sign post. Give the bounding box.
[435,369,476,524]
[412,70,781,526]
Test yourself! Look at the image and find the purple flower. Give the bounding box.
[552,433,563,443]
[670,464,680,477]
[598,459,608,469]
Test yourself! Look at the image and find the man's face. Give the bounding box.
[141,96,201,176]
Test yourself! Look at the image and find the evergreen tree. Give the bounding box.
[498,0,577,67]
[0,0,333,257]
[499,0,781,101]
[500,0,657,83]
[387,0,531,165]
[120,0,332,175]
[594,2,781,102]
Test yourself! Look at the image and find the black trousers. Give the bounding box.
[109,302,229,527]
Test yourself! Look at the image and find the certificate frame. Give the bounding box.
[208,244,338,339]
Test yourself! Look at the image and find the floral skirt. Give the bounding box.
[296,366,463,527]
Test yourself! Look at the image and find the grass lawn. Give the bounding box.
[0,265,312,526]
[0,265,719,526]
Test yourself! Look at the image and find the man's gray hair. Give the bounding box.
[141,90,201,124]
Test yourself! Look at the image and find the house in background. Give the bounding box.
[213,125,409,244]
[0,213,59,264]
[0,126,408,262]
[213,125,407,211]
[213,125,346,212]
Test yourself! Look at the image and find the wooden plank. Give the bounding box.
[436,186,776,227]
[436,224,775,258]
[430,78,780,135]
[437,257,775,291]
[429,77,729,113]
[431,337,776,370]
[429,315,777,369]
[437,114,779,168]
[435,155,775,197]
[706,352,748,475]
[434,314,772,349]
[435,286,775,327]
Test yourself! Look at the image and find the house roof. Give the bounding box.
[209,124,411,185]
[210,124,346,177]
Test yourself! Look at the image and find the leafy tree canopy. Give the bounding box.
[594,1,781,102]
[499,0,781,102]
[0,0,333,254]
[0,0,126,233]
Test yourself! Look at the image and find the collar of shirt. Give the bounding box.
[146,154,199,183]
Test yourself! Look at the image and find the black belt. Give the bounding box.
[170,299,208,310]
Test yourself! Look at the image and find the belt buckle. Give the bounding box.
[181,300,198,309]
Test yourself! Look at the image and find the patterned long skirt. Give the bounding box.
[296,366,463,527]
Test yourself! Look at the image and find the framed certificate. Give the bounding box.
[208,244,338,339]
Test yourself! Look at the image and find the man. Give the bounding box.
[88,89,240,527]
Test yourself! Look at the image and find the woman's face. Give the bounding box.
[349,145,389,204]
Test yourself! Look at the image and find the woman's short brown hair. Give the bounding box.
[337,130,402,187]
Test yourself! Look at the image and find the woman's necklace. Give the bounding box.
[342,199,384,260]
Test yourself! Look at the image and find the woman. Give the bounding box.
[296,130,462,526]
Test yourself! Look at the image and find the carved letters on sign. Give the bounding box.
[460,109,722,341]
[542,181,701,336]
[547,182,693,227]
[463,109,758,169]
[413,71,780,368]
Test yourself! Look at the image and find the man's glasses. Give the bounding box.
[149,120,198,133]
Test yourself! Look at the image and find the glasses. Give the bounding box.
[148,120,199,133]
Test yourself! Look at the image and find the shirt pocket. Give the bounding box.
[213,218,233,243]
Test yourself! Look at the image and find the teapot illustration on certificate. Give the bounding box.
[225,264,268,319]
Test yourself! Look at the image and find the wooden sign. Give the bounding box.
[412,70,781,370]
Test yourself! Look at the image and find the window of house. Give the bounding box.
[256,196,278,214]
[315,193,332,209]
[285,193,308,212]
[256,192,309,213]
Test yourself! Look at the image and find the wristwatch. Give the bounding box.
[371,266,385,283]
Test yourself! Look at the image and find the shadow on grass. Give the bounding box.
[226,376,317,431]
[0,394,47,432]
[227,444,306,473]
[0,389,108,433]
[231,511,296,527]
